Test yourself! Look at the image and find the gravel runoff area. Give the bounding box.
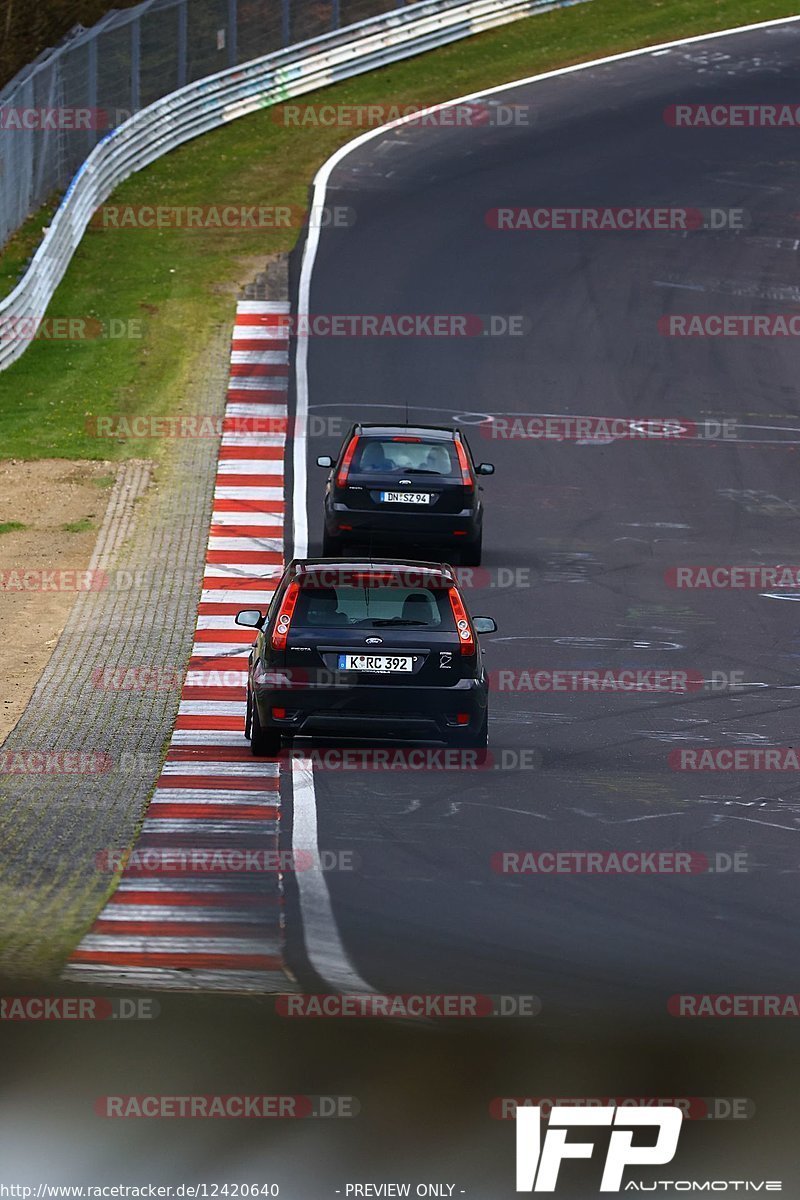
[0,308,246,981]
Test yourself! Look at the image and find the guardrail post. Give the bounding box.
[281,0,291,47]
[178,0,188,87]
[331,0,341,29]
[130,16,141,114]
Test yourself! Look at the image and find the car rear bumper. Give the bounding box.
[253,678,487,740]
[325,501,480,543]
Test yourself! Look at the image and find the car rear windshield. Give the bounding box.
[294,585,456,628]
[351,439,456,475]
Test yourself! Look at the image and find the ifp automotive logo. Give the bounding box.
[515,1106,783,1192]
[515,1105,682,1192]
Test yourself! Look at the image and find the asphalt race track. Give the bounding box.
[289,20,800,1014]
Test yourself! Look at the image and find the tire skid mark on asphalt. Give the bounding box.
[64,300,297,994]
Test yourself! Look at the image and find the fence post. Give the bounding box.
[18,77,37,242]
[88,34,98,136]
[130,15,141,114]
[54,56,69,188]
[178,0,188,86]
[228,0,238,66]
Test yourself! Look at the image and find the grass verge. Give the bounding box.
[0,0,796,460]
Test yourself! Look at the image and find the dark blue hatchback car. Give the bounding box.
[316,424,494,565]
[236,558,497,757]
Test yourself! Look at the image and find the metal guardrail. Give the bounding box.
[0,0,588,372]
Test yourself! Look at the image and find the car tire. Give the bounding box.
[322,530,343,557]
[461,531,482,566]
[250,697,282,757]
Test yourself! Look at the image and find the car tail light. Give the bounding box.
[348,572,384,586]
[271,581,300,652]
[456,712,470,725]
[336,436,360,487]
[272,707,287,719]
[454,439,474,491]
[391,436,421,442]
[448,588,475,655]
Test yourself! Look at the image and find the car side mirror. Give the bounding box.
[473,616,497,634]
[316,455,334,468]
[477,463,495,475]
[235,609,264,628]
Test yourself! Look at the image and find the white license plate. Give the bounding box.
[380,491,431,504]
[338,654,413,673]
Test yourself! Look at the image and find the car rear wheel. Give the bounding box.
[250,697,282,757]
[461,530,482,566]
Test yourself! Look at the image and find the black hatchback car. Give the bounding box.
[236,558,497,757]
[316,424,494,565]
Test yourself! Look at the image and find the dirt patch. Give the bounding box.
[212,253,284,298]
[0,459,116,741]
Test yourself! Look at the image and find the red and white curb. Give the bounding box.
[64,300,296,994]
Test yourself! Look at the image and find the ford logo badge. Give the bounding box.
[366,637,383,644]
